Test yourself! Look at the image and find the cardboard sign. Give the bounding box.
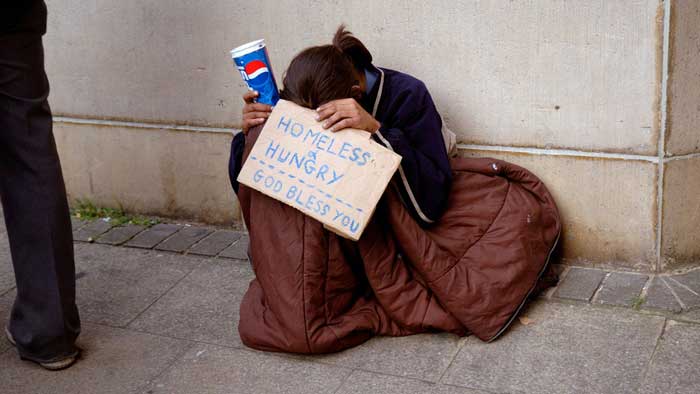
[237,99,401,240]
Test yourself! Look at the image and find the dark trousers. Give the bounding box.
[0,31,80,362]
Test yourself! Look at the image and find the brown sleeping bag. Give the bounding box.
[237,125,561,354]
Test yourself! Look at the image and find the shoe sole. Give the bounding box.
[5,326,77,371]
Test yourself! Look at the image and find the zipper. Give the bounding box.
[487,228,561,342]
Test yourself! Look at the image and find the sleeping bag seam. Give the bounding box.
[428,181,512,284]
[301,217,312,353]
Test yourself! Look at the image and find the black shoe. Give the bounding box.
[5,326,79,371]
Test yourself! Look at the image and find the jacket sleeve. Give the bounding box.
[373,84,452,225]
[228,131,246,194]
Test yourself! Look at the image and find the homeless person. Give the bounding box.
[228,26,561,354]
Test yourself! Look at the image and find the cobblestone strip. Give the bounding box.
[73,218,250,262]
[187,230,243,257]
[125,223,183,249]
[96,224,147,246]
[74,219,115,242]
[71,218,700,313]
[155,226,213,253]
[551,265,700,314]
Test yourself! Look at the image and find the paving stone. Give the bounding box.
[70,216,87,231]
[594,272,649,307]
[552,267,607,301]
[441,301,665,394]
[0,273,13,297]
[94,224,146,246]
[677,308,700,323]
[129,260,254,347]
[73,243,202,326]
[0,323,192,394]
[536,263,569,298]
[124,223,182,249]
[0,291,14,354]
[671,269,700,293]
[666,270,700,310]
[143,343,351,394]
[218,234,249,260]
[0,230,16,295]
[640,320,700,394]
[336,370,489,394]
[643,277,683,313]
[307,333,462,382]
[187,230,243,257]
[155,226,213,253]
[73,219,115,242]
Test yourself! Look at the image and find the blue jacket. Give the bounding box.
[229,66,452,226]
[363,67,451,225]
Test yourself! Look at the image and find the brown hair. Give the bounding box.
[279,45,356,109]
[332,24,373,70]
[279,25,373,109]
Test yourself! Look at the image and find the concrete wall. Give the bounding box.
[46,0,661,150]
[55,122,236,224]
[666,0,700,155]
[460,150,659,271]
[661,0,700,270]
[44,0,698,271]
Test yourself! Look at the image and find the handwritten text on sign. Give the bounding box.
[237,99,401,240]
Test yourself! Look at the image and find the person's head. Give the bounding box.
[279,25,374,109]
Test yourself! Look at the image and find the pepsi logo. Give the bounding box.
[244,60,270,87]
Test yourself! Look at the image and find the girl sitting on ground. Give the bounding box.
[228,26,561,354]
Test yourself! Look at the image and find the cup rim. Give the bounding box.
[230,39,265,57]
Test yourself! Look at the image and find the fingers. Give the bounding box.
[245,103,272,113]
[241,104,270,133]
[240,91,270,133]
[316,99,355,121]
[242,117,266,133]
[316,98,377,132]
[247,118,267,127]
[325,110,361,132]
[243,111,272,120]
[242,102,271,126]
[243,90,258,104]
[329,118,354,133]
[315,105,336,122]
[321,111,348,129]
[317,98,354,112]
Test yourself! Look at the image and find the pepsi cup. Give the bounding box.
[231,39,280,106]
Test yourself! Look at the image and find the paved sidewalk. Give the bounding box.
[1,216,700,394]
